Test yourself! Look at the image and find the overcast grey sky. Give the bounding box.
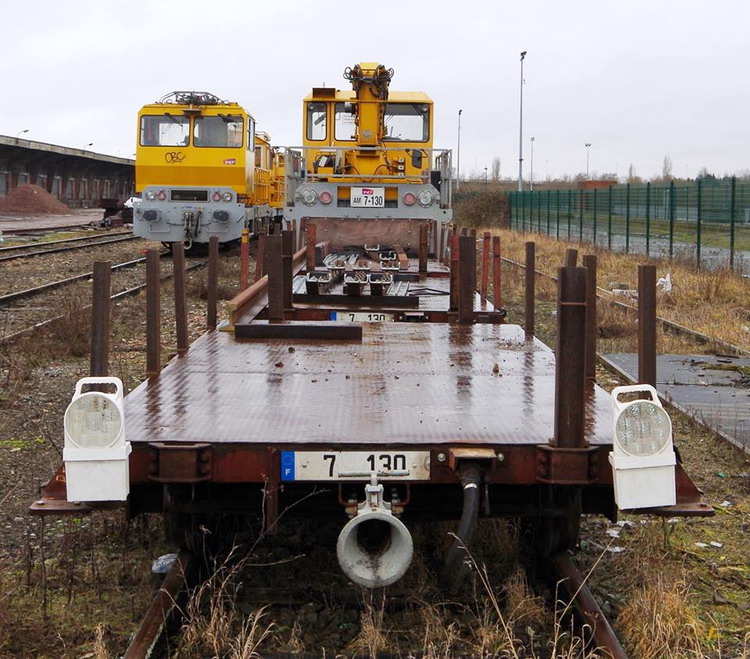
[2,0,748,181]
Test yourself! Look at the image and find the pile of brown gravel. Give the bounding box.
[0,184,71,215]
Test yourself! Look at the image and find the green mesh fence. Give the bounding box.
[509,180,750,273]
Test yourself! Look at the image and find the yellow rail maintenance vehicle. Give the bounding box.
[284,63,452,249]
[133,91,283,248]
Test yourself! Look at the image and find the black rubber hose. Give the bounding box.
[443,462,482,591]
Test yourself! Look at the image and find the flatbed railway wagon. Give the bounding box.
[132,91,283,248]
[31,64,710,589]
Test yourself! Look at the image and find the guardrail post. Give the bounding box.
[480,232,490,300]
[281,229,294,311]
[255,233,266,283]
[305,222,318,274]
[582,254,597,381]
[266,235,284,322]
[553,266,588,448]
[419,222,428,273]
[638,264,657,387]
[90,261,111,377]
[207,236,219,330]
[172,243,188,355]
[240,229,249,290]
[458,235,476,324]
[525,241,535,335]
[492,235,501,311]
[146,250,161,376]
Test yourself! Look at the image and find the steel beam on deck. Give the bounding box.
[458,234,476,324]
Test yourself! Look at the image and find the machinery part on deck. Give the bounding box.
[552,552,629,659]
[443,462,482,591]
[337,475,413,588]
[123,548,194,659]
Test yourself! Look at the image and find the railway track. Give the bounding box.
[124,538,628,658]
[0,253,207,345]
[0,232,137,263]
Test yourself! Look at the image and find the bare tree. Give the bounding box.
[491,157,501,181]
[627,163,642,184]
[662,155,673,180]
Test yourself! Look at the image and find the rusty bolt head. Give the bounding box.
[437,452,447,463]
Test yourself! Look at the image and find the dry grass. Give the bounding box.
[176,547,275,658]
[489,228,750,353]
[618,574,706,659]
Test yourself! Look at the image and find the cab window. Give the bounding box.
[194,115,244,148]
[334,102,356,141]
[140,114,190,146]
[306,102,327,141]
[383,103,430,142]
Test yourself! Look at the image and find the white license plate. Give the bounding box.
[280,451,430,481]
[350,186,385,208]
[330,311,394,323]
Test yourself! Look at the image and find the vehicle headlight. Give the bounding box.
[299,188,318,206]
[145,190,157,201]
[222,192,233,202]
[614,399,672,457]
[417,190,434,208]
[64,392,124,449]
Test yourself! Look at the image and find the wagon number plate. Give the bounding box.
[280,451,430,481]
[350,186,385,208]
[330,311,394,323]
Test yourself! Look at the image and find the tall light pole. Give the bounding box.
[456,109,462,191]
[517,50,527,192]
[585,142,592,179]
[530,136,535,191]
[16,129,29,139]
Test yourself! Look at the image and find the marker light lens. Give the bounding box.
[614,401,671,457]
[64,394,123,449]
[403,192,416,206]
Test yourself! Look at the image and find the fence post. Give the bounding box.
[607,185,613,251]
[593,188,598,246]
[579,189,584,243]
[546,189,551,235]
[567,190,572,240]
[730,177,736,271]
[696,179,702,269]
[582,254,597,381]
[625,183,631,254]
[668,180,675,260]
[645,182,651,257]
[556,189,561,239]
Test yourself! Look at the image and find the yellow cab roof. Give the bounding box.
[138,101,252,120]
[304,89,432,104]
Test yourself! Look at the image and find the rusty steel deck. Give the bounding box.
[125,322,614,447]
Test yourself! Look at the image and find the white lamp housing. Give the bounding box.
[63,377,131,502]
[608,384,676,510]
